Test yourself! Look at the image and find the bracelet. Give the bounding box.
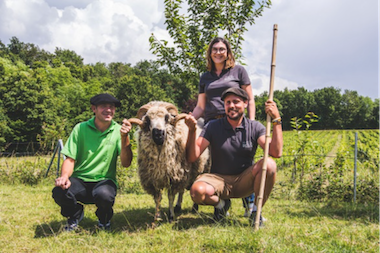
[272,118,282,125]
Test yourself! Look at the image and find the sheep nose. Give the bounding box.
[152,128,165,145]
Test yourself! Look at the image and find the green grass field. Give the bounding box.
[0,177,378,252]
[0,129,378,252]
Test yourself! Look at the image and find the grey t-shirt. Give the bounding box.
[199,65,250,122]
[200,117,266,175]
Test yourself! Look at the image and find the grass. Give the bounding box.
[0,129,378,252]
[0,180,378,252]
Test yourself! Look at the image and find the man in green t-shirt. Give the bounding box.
[52,93,133,231]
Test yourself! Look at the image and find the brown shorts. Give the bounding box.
[194,166,255,199]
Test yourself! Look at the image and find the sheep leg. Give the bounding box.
[192,203,199,213]
[153,191,162,222]
[174,189,184,214]
[167,190,175,222]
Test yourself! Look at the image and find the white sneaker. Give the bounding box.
[243,208,251,217]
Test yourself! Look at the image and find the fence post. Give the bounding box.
[45,139,66,177]
[353,132,358,203]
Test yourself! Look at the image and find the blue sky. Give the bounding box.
[0,0,378,100]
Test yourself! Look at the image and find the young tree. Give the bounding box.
[149,0,271,87]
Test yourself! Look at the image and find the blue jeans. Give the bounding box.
[52,177,117,224]
[242,193,255,208]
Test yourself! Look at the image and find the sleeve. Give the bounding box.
[200,122,211,142]
[198,73,207,94]
[61,123,80,160]
[238,65,251,86]
[116,125,122,156]
[256,122,266,139]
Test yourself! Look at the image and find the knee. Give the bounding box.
[52,186,65,205]
[266,158,277,176]
[93,188,115,207]
[190,182,208,204]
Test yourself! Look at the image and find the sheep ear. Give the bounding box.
[136,104,151,119]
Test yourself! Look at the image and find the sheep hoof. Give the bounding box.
[174,205,182,214]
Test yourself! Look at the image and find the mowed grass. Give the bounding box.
[0,178,378,253]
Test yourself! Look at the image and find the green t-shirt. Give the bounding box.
[61,117,122,186]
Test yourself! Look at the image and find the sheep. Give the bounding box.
[128,101,210,222]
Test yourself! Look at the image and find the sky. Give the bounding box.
[0,0,378,100]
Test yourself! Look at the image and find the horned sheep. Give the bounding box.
[128,101,210,222]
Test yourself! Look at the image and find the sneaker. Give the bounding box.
[213,199,231,221]
[243,207,253,218]
[250,211,264,227]
[97,220,111,231]
[64,209,84,232]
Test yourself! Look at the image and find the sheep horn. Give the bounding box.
[173,113,188,125]
[128,118,143,126]
[165,103,178,116]
[136,104,151,120]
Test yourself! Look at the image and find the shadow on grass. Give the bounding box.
[34,206,227,238]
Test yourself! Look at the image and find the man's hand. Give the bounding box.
[185,115,197,132]
[265,100,281,119]
[120,119,132,137]
[55,176,71,189]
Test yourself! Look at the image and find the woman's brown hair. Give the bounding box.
[206,37,236,72]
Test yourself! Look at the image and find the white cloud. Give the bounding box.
[0,0,167,64]
[242,0,378,99]
[0,0,377,99]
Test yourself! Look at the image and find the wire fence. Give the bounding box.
[0,141,58,157]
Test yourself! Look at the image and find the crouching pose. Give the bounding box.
[185,87,283,226]
[52,93,133,231]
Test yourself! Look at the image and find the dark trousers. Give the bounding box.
[52,177,117,224]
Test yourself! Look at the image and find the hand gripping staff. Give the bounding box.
[254,24,278,231]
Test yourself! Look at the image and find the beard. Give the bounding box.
[226,109,244,121]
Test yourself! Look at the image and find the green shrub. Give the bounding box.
[0,157,49,185]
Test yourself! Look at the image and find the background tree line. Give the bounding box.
[0,37,378,153]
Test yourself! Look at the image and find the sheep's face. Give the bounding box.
[142,107,173,146]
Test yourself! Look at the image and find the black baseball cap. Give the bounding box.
[221,87,249,101]
[90,93,121,107]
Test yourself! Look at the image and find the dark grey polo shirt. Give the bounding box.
[200,116,266,175]
[199,65,250,122]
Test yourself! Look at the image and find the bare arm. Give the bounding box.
[191,93,206,120]
[242,84,256,120]
[257,100,283,158]
[185,115,210,162]
[120,119,133,167]
[55,157,75,189]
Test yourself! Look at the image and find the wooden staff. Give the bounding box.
[254,24,278,230]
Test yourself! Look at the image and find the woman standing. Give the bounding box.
[191,37,256,217]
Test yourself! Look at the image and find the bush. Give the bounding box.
[299,172,379,204]
[116,160,144,194]
[0,156,49,185]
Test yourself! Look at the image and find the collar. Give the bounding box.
[222,115,248,130]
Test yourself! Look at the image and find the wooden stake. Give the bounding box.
[254,24,278,231]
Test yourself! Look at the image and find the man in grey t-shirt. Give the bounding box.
[185,87,283,226]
